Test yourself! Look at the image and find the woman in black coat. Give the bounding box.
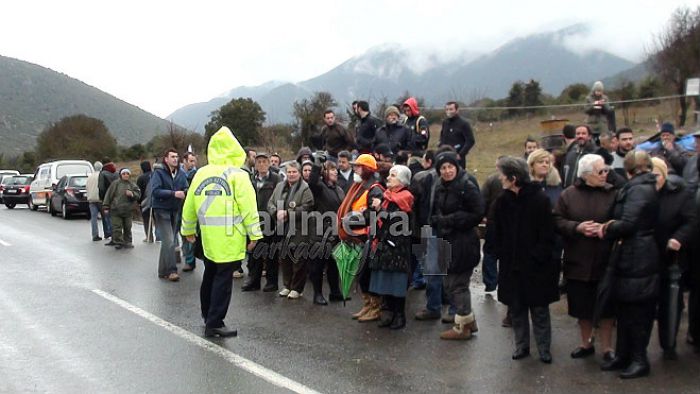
[493,156,558,364]
[650,158,696,359]
[307,159,346,305]
[599,151,660,379]
[431,152,484,340]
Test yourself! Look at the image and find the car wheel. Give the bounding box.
[49,201,57,216]
[29,198,38,211]
[61,202,70,220]
[5,203,16,209]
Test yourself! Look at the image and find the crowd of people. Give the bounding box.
[83,85,700,379]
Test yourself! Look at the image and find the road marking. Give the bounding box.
[92,289,322,394]
[0,238,11,247]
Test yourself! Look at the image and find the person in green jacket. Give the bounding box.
[181,126,262,338]
[103,168,141,249]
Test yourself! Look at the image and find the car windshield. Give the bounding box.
[57,164,91,178]
[9,176,32,185]
[68,176,88,188]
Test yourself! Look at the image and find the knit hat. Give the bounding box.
[384,105,400,118]
[119,168,131,175]
[660,122,675,135]
[435,152,460,171]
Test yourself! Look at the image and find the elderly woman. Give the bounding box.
[307,159,346,305]
[599,151,659,379]
[527,148,562,205]
[493,156,558,363]
[554,154,616,361]
[368,165,414,329]
[430,152,485,340]
[267,161,315,300]
[650,158,697,360]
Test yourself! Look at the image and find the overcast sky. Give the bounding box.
[1,0,696,118]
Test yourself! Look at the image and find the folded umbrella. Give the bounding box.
[589,239,622,345]
[332,241,362,306]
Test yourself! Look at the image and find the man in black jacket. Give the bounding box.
[312,110,355,159]
[242,152,282,292]
[336,150,353,193]
[375,106,412,154]
[355,100,382,154]
[562,125,597,188]
[439,101,475,165]
[137,160,154,242]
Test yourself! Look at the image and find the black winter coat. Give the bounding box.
[254,171,281,236]
[308,164,345,241]
[604,172,660,303]
[561,141,596,188]
[430,170,484,274]
[656,175,696,273]
[494,183,559,307]
[438,116,475,159]
[355,115,382,153]
[369,196,413,273]
[375,123,412,153]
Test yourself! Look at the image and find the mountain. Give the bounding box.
[169,24,638,127]
[601,61,652,89]
[0,55,173,156]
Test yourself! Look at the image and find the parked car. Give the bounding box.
[49,175,89,219]
[29,160,93,211]
[0,174,18,204]
[3,174,34,208]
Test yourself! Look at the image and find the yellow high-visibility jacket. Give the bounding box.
[181,127,262,263]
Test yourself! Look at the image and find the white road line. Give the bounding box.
[91,289,322,394]
[0,239,11,247]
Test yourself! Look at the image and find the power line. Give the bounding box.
[418,94,693,111]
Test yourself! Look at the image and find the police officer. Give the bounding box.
[181,127,262,338]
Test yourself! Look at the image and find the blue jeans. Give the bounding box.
[96,203,112,238]
[411,253,426,288]
[89,203,102,238]
[482,224,498,290]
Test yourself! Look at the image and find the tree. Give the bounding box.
[558,83,589,103]
[146,123,206,159]
[506,81,525,117]
[205,98,266,146]
[523,79,544,113]
[637,76,663,101]
[36,114,117,163]
[609,80,637,126]
[292,92,338,148]
[649,6,700,126]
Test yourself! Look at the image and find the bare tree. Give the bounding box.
[649,6,700,126]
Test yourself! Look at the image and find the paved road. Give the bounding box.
[1,206,699,393]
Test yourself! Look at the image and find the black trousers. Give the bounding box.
[616,300,656,363]
[201,258,235,329]
[689,287,700,345]
[309,256,341,296]
[246,237,279,287]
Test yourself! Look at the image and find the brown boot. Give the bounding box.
[358,296,381,322]
[440,313,475,340]
[352,293,371,320]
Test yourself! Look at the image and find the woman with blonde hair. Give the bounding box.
[527,149,562,206]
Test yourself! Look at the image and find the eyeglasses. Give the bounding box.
[597,167,610,175]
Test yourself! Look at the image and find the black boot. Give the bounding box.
[389,297,406,329]
[310,266,327,305]
[601,356,629,371]
[378,296,395,327]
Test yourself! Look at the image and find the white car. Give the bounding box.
[29,160,93,211]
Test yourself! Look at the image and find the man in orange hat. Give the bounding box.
[337,154,385,321]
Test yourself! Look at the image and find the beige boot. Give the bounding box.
[357,296,381,322]
[352,293,371,320]
[440,313,475,340]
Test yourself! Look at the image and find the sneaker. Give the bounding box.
[279,288,291,297]
[167,273,180,282]
[287,290,301,299]
[233,271,244,279]
[92,236,102,242]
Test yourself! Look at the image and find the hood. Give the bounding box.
[296,147,313,163]
[103,163,117,173]
[403,97,420,117]
[207,126,246,167]
[140,160,152,173]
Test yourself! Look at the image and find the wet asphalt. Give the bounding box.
[0,206,699,394]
